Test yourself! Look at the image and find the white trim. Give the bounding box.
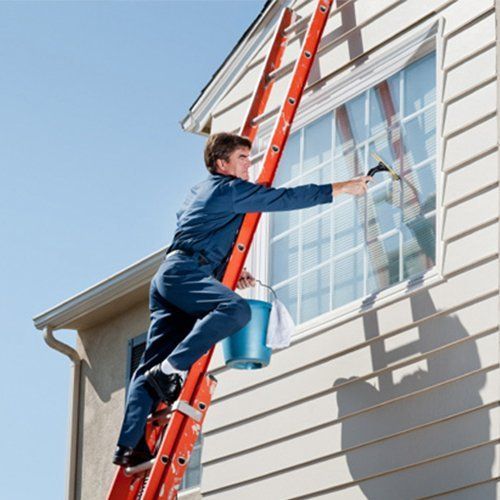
[33,247,167,330]
[292,268,443,345]
[436,17,445,281]
[180,0,286,134]
[259,17,441,329]
[257,18,439,138]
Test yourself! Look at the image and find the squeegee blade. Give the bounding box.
[370,152,401,181]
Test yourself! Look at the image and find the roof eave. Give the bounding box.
[33,247,167,331]
[181,0,285,135]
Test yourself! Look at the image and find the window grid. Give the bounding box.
[269,53,436,323]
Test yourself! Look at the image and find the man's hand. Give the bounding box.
[237,268,256,289]
[332,176,373,197]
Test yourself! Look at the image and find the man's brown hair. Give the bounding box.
[204,133,252,174]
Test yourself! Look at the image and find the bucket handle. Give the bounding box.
[255,279,278,300]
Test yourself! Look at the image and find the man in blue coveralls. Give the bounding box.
[113,132,371,466]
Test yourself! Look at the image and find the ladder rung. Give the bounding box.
[251,107,278,127]
[267,63,290,83]
[250,150,266,164]
[147,407,171,424]
[171,399,203,422]
[124,459,155,477]
[283,13,310,35]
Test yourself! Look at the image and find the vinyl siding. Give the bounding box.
[201,0,500,498]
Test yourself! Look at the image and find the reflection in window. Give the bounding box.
[268,52,437,324]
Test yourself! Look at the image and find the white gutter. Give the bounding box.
[44,327,81,500]
[33,247,165,331]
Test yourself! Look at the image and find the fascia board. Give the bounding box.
[33,247,167,331]
[181,0,286,134]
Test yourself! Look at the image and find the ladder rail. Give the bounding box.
[223,0,334,288]
[150,2,333,496]
[107,2,334,498]
[240,7,294,141]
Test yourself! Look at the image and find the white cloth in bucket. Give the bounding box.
[266,299,295,349]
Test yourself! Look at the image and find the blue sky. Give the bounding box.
[0,1,264,498]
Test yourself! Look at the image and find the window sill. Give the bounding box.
[290,268,443,347]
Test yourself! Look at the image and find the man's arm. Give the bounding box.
[229,176,371,214]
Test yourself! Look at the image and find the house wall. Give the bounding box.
[200,0,500,498]
[74,300,149,499]
[71,0,499,498]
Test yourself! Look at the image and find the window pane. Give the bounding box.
[270,231,299,284]
[402,161,436,224]
[304,113,332,172]
[275,279,298,323]
[367,234,400,293]
[181,435,203,491]
[336,94,367,148]
[403,214,436,274]
[271,209,299,238]
[370,74,400,136]
[404,52,436,115]
[403,107,436,167]
[302,214,331,272]
[301,265,330,322]
[333,146,364,182]
[301,164,331,218]
[367,183,400,240]
[275,131,300,185]
[333,251,364,308]
[334,198,364,255]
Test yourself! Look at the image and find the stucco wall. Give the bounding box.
[75,300,149,500]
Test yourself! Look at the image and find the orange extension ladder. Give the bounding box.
[107,1,333,498]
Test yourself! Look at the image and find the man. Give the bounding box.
[113,132,371,466]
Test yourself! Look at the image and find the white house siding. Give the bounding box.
[200,0,500,498]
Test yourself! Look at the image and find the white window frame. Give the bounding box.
[248,18,444,336]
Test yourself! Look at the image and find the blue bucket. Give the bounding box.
[221,299,272,370]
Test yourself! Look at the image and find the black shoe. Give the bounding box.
[112,444,153,467]
[145,365,184,404]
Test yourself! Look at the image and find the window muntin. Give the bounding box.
[268,52,437,324]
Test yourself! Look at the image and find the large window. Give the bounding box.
[268,52,437,324]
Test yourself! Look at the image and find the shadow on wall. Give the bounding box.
[334,288,495,499]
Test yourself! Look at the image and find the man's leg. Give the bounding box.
[153,266,252,371]
[116,283,196,450]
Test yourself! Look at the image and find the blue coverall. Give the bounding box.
[117,172,333,448]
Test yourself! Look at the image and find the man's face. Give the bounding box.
[215,147,251,181]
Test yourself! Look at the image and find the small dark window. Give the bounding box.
[125,333,147,393]
[126,333,203,491]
